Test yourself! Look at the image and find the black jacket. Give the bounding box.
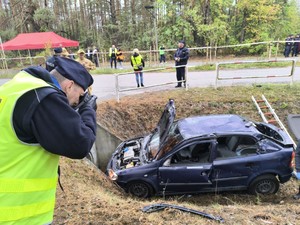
[13,66,96,159]
[174,47,189,66]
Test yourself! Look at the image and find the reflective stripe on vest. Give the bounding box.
[0,199,55,222]
[0,178,57,192]
[0,71,60,224]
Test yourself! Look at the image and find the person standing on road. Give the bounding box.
[109,44,117,69]
[0,57,97,225]
[116,47,124,69]
[159,45,166,64]
[93,46,99,67]
[45,47,62,72]
[174,40,189,88]
[284,34,293,57]
[76,49,96,94]
[130,48,145,88]
[76,49,96,71]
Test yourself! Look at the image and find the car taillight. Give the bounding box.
[108,169,118,181]
[290,151,295,168]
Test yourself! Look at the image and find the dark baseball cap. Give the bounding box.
[55,57,93,90]
[178,40,185,45]
[54,47,63,53]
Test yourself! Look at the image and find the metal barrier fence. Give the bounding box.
[0,56,46,70]
[215,59,296,88]
[115,65,188,102]
[0,39,296,70]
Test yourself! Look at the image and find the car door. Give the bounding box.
[157,141,215,194]
[211,135,260,190]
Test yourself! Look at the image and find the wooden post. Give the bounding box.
[206,46,209,64]
[209,45,212,62]
[0,36,8,70]
[214,43,217,62]
[28,50,33,65]
[268,42,272,60]
[149,46,152,67]
[18,50,24,66]
[275,39,279,60]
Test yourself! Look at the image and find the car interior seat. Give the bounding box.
[177,147,192,160]
[217,136,239,158]
[226,136,239,151]
[191,143,210,162]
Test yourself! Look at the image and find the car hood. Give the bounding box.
[156,99,176,148]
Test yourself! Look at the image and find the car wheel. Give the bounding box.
[248,175,279,195]
[127,182,153,198]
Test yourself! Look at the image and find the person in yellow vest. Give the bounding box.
[130,48,145,88]
[0,57,97,225]
[159,45,166,64]
[109,44,117,69]
[76,49,95,94]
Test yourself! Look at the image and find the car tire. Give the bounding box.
[248,174,279,195]
[127,181,153,198]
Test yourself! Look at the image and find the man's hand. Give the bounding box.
[74,92,97,112]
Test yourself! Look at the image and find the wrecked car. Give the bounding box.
[106,99,294,198]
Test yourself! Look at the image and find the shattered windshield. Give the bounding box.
[149,129,160,158]
[148,123,182,160]
[155,122,183,160]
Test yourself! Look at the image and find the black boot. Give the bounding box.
[175,83,182,88]
[137,84,140,88]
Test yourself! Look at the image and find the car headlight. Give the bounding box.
[108,169,118,181]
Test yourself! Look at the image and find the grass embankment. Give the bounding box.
[54,84,300,224]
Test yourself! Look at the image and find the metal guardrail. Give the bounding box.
[115,65,188,102]
[215,59,296,88]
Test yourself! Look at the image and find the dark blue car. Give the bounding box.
[107,100,294,198]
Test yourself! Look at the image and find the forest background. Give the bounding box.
[1,0,300,56]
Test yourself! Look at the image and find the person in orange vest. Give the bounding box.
[116,47,125,69]
[0,57,97,224]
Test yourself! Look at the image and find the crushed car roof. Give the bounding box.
[178,114,258,139]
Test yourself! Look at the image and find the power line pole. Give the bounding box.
[145,5,158,63]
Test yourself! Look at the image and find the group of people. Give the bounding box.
[126,40,190,88]
[284,34,300,57]
[45,41,190,89]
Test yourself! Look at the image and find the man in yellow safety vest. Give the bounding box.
[0,57,97,225]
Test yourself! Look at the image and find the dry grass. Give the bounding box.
[55,84,300,224]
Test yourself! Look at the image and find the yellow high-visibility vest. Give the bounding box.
[131,55,143,70]
[0,71,59,225]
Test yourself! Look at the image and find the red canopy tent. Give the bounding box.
[1,32,79,51]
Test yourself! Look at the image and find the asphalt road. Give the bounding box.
[91,65,298,101]
[0,64,299,102]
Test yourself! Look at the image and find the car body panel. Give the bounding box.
[106,100,294,197]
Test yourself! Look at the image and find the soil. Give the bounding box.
[54,84,300,225]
